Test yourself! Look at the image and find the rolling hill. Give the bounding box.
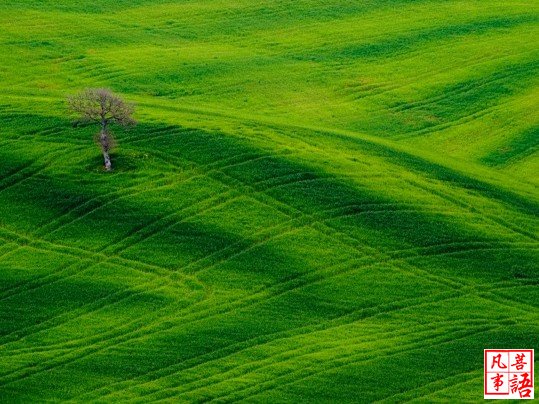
[0,0,538,401]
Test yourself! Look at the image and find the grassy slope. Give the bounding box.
[0,0,537,402]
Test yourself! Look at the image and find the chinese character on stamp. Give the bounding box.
[484,349,534,399]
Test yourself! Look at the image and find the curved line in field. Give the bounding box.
[146,323,499,401]
[58,292,471,400]
[205,322,515,403]
[1,81,537,398]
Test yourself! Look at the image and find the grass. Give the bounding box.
[0,0,538,402]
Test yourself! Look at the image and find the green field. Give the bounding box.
[0,0,538,402]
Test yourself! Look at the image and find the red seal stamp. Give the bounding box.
[484,349,534,399]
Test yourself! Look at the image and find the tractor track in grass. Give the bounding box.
[405,179,538,241]
[0,147,82,196]
[0,149,297,301]
[0,169,373,344]
[132,136,522,256]
[0,176,257,304]
[0,282,496,391]
[1,20,538,404]
[0,207,473,355]
[36,151,275,239]
[67,59,128,84]
[338,48,513,102]
[202,281,536,402]
[0,208,486,378]
[4,210,528,390]
[0,262,456,386]
[393,96,519,141]
[6,91,538,221]
[243,117,538,242]
[1,229,536,390]
[0,161,36,188]
[385,61,536,115]
[130,317,517,402]
[3,104,536,288]
[1,254,360,358]
[402,375,483,403]
[86,315,488,401]
[209,325,503,403]
[3,231,534,359]
[3,116,536,370]
[82,276,538,402]
[128,145,535,288]
[395,99,511,140]
[136,96,538,218]
[375,368,482,403]
[0,205,387,348]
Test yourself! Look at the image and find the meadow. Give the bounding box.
[0,0,538,401]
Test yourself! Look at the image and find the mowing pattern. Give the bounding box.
[0,0,538,402]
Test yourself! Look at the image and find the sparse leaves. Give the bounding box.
[68,88,136,171]
[67,88,136,128]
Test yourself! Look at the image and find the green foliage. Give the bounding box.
[0,0,537,402]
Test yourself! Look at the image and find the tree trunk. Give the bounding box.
[100,130,112,171]
[102,149,112,171]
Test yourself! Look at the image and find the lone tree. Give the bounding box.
[68,88,136,171]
